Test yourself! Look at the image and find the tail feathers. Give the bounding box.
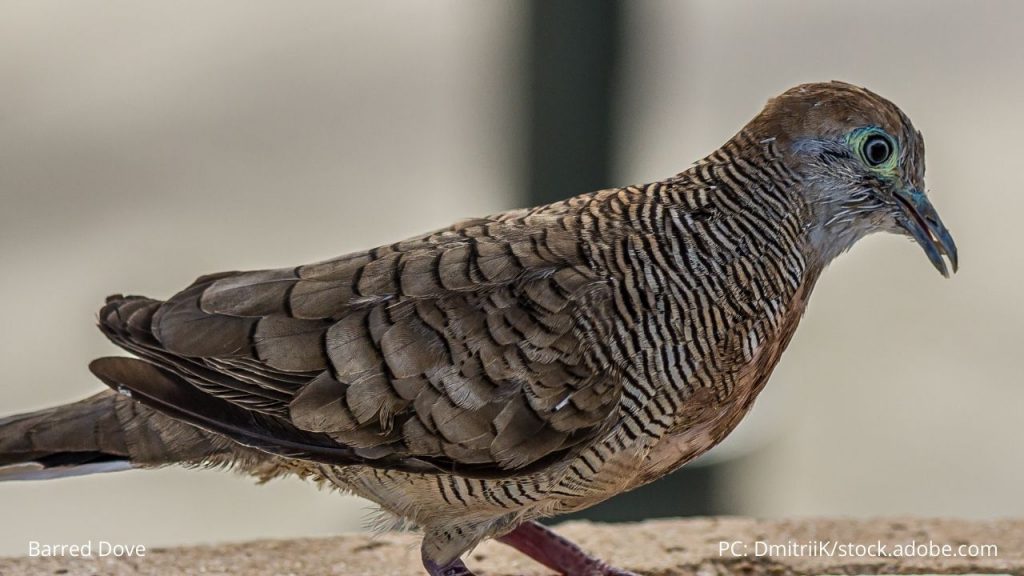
[0,393,133,481]
[0,459,133,481]
[0,372,270,482]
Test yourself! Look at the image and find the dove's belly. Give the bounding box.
[548,278,815,514]
[546,376,768,516]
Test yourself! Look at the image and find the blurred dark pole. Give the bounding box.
[526,0,621,204]
[524,0,728,521]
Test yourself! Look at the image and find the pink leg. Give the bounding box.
[498,521,638,576]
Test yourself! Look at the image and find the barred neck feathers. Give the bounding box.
[660,129,813,291]
[572,131,814,410]
[660,125,873,281]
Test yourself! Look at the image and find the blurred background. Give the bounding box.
[1,0,1022,556]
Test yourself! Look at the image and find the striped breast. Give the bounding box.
[546,130,812,505]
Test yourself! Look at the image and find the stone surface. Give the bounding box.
[0,517,1020,575]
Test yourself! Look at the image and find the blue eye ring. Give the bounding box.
[848,127,899,172]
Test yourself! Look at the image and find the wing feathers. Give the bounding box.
[89,357,358,465]
[253,316,330,372]
[152,289,256,358]
[200,268,297,317]
[97,210,622,477]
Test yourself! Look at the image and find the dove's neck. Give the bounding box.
[801,179,882,271]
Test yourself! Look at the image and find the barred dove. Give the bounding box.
[0,82,957,576]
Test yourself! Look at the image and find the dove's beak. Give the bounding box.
[893,188,959,277]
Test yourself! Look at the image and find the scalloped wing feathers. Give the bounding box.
[97,210,620,476]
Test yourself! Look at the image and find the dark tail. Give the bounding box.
[0,387,261,482]
[1,293,293,482]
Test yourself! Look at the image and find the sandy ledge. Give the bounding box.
[0,517,1020,575]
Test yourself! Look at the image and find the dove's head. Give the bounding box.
[748,81,958,277]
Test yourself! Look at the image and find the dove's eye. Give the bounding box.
[848,127,898,172]
[863,135,893,166]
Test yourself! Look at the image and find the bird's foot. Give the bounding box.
[498,520,638,576]
[423,556,477,576]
